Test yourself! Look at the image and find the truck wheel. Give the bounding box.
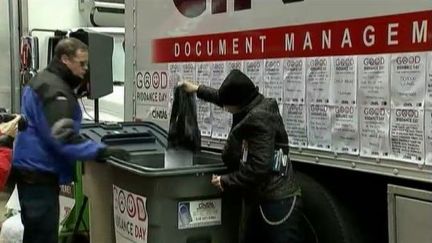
[296,172,359,243]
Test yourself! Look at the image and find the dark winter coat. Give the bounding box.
[13,58,103,184]
[197,85,300,201]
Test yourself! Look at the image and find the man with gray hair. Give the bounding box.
[13,37,129,243]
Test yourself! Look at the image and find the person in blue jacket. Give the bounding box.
[13,37,129,243]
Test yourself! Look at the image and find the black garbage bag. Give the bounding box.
[167,86,201,152]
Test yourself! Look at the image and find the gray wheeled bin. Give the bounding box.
[81,122,240,243]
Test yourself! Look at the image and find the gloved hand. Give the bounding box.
[0,113,26,131]
[97,147,130,162]
[0,135,14,148]
[0,113,17,123]
[179,81,199,93]
[51,118,75,142]
[17,115,27,131]
[0,115,21,137]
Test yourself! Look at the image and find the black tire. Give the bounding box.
[296,172,360,243]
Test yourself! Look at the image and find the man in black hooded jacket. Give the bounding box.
[181,69,305,243]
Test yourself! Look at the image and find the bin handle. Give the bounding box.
[101,132,156,145]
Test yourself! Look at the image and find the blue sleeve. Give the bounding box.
[25,88,105,161]
[58,139,104,161]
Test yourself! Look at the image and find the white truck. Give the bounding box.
[1,0,432,242]
[124,0,432,242]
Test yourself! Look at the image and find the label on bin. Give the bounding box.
[113,185,148,243]
[178,199,222,230]
[59,184,75,226]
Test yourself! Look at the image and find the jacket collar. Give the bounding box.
[232,94,264,126]
[47,57,82,91]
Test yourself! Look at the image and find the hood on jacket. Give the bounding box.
[218,69,259,108]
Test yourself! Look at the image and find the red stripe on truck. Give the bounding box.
[152,10,432,63]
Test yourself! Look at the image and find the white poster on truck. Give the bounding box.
[181,62,196,83]
[196,63,212,137]
[244,60,264,92]
[283,103,307,148]
[226,61,243,73]
[306,57,331,104]
[211,105,232,139]
[168,63,195,115]
[168,63,181,91]
[113,185,148,243]
[424,109,432,165]
[210,62,231,139]
[390,108,424,163]
[264,59,284,103]
[308,104,332,151]
[390,52,426,108]
[135,71,170,122]
[196,63,211,86]
[283,58,306,104]
[330,56,357,105]
[427,55,432,164]
[358,55,390,107]
[425,52,432,106]
[359,106,391,158]
[331,105,359,155]
[136,71,170,106]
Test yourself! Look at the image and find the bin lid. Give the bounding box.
[81,121,167,151]
[80,122,226,176]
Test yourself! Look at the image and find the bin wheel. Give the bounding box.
[296,172,361,243]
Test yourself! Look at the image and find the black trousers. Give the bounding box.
[16,170,60,243]
[240,196,306,243]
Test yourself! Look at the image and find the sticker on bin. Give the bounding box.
[113,185,148,243]
[178,199,222,230]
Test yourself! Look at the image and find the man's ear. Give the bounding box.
[60,54,69,64]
